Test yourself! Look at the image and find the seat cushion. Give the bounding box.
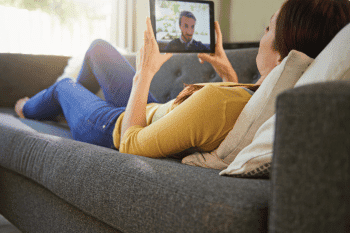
[0,108,72,139]
[0,111,269,233]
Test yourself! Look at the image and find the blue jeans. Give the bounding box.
[23,39,158,148]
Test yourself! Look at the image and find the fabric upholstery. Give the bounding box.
[0,108,72,139]
[0,166,121,233]
[270,81,350,232]
[0,109,269,233]
[0,53,69,107]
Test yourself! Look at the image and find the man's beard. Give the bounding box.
[181,33,192,43]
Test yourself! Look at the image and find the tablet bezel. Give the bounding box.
[150,0,215,53]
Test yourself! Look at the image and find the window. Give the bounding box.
[0,0,113,56]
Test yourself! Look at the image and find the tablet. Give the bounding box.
[150,0,215,53]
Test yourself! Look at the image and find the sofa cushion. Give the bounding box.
[219,115,275,178]
[0,112,269,233]
[17,118,72,139]
[0,108,72,139]
[182,50,313,170]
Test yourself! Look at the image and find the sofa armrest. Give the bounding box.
[269,81,350,232]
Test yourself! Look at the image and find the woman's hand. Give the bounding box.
[198,21,238,83]
[120,18,172,143]
[136,17,173,83]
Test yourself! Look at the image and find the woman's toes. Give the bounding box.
[15,97,29,119]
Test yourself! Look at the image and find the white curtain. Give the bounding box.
[0,0,144,55]
[111,0,137,53]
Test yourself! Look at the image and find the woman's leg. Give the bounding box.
[77,39,158,107]
[22,78,123,148]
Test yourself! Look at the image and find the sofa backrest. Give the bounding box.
[0,54,69,107]
[0,48,259,107]
[124,48,260,103]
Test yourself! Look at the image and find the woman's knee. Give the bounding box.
[90,39,109,48]
[56,78,75,90]
[87,39,120,56]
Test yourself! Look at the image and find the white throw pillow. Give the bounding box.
[57,53,85,82]
[295,22,350,87]
[182,50,314,169]
[220,23,350,177]
[219,115,275,177]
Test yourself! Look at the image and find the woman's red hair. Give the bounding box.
[274,0,350,60]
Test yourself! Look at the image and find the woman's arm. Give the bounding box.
[120,17,172,142]
[198,21,238,83]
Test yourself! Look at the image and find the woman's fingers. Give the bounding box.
[198,21,223,65]
[143,30,148,44]
[198,53,215,64]
[146,17,153,37]
[146,17,158,47]
[137,17,173,75]
[143,18,153,48]
[215,21,223,46]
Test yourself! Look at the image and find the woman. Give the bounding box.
[15,0,350,158]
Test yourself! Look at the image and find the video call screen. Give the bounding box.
[150,0,215,53]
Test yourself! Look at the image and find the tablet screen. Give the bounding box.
[150,0,215,53]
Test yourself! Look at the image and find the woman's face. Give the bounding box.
[256,9,281,77]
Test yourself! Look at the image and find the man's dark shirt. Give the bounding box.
[165,38,209,51]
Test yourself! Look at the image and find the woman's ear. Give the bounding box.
[277,54,282,65]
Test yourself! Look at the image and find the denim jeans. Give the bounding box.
[23,39,158,148]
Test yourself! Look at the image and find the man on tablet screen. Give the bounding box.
[165,11,208,51]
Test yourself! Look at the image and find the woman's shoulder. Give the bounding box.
[195,82,259,89]
[199,83,254,100]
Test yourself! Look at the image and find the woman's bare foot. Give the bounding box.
[15,97,29,119]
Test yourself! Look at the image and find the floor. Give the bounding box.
[0,215,22,233]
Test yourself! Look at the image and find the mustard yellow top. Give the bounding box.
[112,83,255,158]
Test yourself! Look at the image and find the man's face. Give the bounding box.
[180,16,196,43]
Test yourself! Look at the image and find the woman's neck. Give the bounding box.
[255,75,266,85]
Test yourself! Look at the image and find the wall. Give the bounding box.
[224,0,284,42]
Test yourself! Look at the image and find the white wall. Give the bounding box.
[226,0,284,42]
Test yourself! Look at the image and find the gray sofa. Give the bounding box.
[0,48,348,233]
